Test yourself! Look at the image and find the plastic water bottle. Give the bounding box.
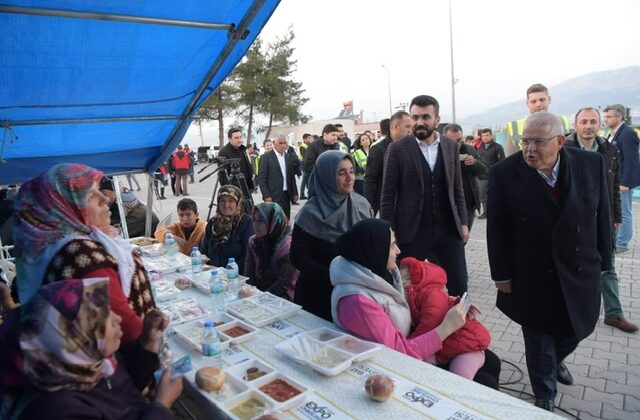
[226,257,240,298]
[209,269,226,312]
[191,247,203,274]
[201,322,222,368]
[165,232,178,261]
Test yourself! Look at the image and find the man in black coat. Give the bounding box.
[604,104,640,252]
[256,134,299,218]
[364,113,411,215]
[476,128,504,219]
[444,124,487,230]
[487,112,612,412]
[565,107,637,333]
[218,127,255,192]
[303,124,341,177]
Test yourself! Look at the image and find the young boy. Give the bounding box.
[154,198,206,255]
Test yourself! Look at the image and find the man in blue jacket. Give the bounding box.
[604,104,640,253]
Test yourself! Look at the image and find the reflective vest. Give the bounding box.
[254,154,262,176]
[505,115,571,153]
[298,142,308,160]
[338,142,349,153]
[352,149,368,178]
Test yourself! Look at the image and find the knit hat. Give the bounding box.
[120,190,139,209]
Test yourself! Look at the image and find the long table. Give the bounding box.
[146,263,558,419]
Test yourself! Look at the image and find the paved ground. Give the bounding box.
[131,169,639,419]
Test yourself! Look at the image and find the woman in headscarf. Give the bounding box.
[244,203,298,300]
[13,163,156,344]
[291,150,371,321]
[330,219,500,388]
[201,184,254,273]
[0,277,182,419]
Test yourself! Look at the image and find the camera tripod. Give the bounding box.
[199,160,255,219]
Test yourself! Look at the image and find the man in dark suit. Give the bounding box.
[380,95,469,297]
[487,112,612,412]
[566,107,637,333]
[364,113,411,216]
[256,133,298,218]
[604,104,640,253]
[444,124,487,231]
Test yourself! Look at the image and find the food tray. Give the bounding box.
[187,367,249,404]
[173,319,231,352]
[141,251,191,273]
[128,236,159,248]
[274,328,381,376]
[151,278,182,302]
[225,292,301,327]
[193,359,309,419]
[158,297,209,325]
[189,270,250,295]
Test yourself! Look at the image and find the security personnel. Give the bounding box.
[504,83,570,155]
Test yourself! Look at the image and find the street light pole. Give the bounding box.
[449,0,457,123]
[381,65,392,117]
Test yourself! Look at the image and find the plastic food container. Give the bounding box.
[225,292,301,327]
[274,328,381,376]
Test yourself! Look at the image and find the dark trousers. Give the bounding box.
[277,193,291,219]
[478,179,488,214]
[522,326,580,400]
[466,206,476,231]
[398,220,468,297]
[300,172,309,197]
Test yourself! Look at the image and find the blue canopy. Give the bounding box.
[0,0,280,184]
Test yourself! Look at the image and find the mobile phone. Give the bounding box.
[459,154,468,161]
[461,292,471,310]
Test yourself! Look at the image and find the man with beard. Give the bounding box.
[487,112,612,412]
[380,95,469,297]
[219,127,255,192]
[565,107,638,333]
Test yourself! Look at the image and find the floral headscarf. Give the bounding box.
[13,163,102,261]
[0,277,116,413]
[13,164,136,303]
[249,202,291,272]
[209,184,245,248]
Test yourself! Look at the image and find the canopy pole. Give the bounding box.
[0,5,233,30]
[144,173,154,238]
[112,176,130,239]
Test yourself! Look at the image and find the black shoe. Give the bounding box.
[478,213,487,220]
[534,399,554,412]
[557,362,574,385]
[292,201,299,205]
[159,196,167,200]
[300,195,308,200]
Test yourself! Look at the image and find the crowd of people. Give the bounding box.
[0,86,639,417]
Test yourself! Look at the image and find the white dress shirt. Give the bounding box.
[416,132,440,171]
[275,151,287,191]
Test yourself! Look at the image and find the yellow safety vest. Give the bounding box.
[505,115,571,152]
[254,155,262,176]
[338,142,348,153]
[352,149,368,177]
[298,142,308,160]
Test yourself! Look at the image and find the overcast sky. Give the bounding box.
[186,0,640,145]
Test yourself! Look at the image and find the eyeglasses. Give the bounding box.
[520,135,558,148]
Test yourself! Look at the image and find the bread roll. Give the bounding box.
[365,374,394,402]
[195,366,226,392]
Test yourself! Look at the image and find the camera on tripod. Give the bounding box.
[201,156,254,219]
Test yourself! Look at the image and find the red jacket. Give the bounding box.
[172,150,190,170]
[402,257,490,364]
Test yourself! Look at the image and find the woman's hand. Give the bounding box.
[141,309,169,353]
[155,368,183,408]
[435,302,468,341]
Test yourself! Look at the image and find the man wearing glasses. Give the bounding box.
[487,112,612,412]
